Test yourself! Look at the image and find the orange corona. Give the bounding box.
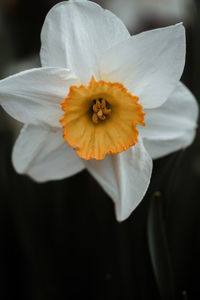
[60,76,145,160]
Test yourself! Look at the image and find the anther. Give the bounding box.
[92,98,111,124]
[97,110,103,117]
[92,113,99,124]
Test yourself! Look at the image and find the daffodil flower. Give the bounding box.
[0,0,198,221]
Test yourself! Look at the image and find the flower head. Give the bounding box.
[0,0,198,221]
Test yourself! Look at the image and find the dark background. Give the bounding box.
[0,0,200,299]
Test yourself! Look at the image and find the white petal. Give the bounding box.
[140,82,199,140]
[0,67,79,128]
[143,129,196,160]
[40,0,130,83]
[12,124,84,182]
[100,23,185,109]
[85,139,152,222]
[104,0,140,32]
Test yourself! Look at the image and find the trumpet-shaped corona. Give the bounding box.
[60,76,145,160]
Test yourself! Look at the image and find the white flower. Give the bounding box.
[0,0,198,221]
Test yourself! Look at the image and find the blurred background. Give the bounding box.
[0,0,200,299]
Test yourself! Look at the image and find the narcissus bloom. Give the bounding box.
[0,0,198,221]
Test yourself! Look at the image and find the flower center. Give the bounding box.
[60,76,145,160]
[91,98,111,124]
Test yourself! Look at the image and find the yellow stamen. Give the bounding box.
[60,76,145,160]
[92,98,111,123]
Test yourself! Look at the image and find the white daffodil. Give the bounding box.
[0,0,198,221]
